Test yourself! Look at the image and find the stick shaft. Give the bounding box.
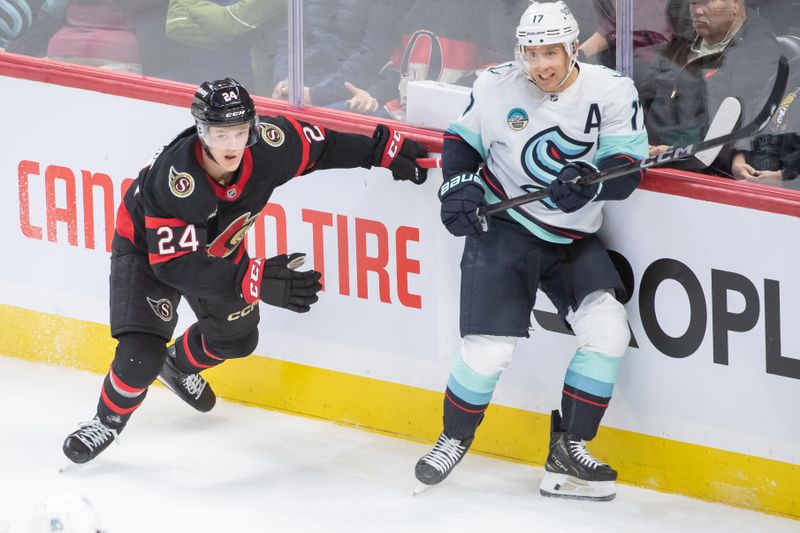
[478,56,789,218]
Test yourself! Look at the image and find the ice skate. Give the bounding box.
[157,345,216,412]
[62,417,121,464]
[414,432,473,493]
[539,410,617,501]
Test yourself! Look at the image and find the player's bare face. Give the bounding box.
[690,0,740,44]
[205,124,249,171]
[523,44,575,93]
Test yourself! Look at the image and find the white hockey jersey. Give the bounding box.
[449,62,648,243]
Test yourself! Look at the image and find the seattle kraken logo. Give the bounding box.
[520,127,593,209]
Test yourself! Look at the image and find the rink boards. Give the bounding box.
[0,55,798,519]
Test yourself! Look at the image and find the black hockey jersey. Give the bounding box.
[114,115,380,304]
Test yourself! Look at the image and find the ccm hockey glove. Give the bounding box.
[242,253,322,313]
[439,173,487,237]
[548,161,601,213]
[373,124,428,184]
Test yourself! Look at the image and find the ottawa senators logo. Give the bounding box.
[207,212,260,258]
[147,297,174,322]
[260,123,285,147]
[168,166,195,198]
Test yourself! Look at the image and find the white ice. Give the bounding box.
[0,355,797,533]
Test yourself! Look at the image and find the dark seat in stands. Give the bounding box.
[777,35,800,65]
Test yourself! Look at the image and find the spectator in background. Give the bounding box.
[639,0,781,177]
[124,0,182,79]
[568,0,604,39]
[579,0,672,80]
[367,0,525,121]
[4,0,64,57]
[748,0,800,37]
[46,1,142,73]
[165,0,285,96]
[271,0,405,115]
[0,0,40,50]
[731,85,800,183]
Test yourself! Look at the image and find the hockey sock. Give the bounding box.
[97,332,166,428]
[97,371,147,429]
[172,324,226,373]
[442,351,501,440]
[560,349,622,440]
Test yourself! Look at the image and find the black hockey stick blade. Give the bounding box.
[478,55,789,219]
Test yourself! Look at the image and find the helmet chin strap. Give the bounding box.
[200,141,219,164]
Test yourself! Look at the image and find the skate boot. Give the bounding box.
[414,432,474,491]
[62,417,122,464]
[157,345,216,412]
[539,410,617,501]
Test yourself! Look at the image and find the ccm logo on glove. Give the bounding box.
[246,258,264,301]
[373,124,428,184]
[241,253,322,313]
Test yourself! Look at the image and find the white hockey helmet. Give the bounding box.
[516,1,581,85]
[30,493,105,533]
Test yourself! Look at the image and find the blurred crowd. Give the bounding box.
[0,0,798,185]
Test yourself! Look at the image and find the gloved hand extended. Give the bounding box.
[548,161,600,213]
[373,124,428,184]
[242,253,322,313]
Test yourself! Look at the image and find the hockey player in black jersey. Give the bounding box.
[62,78,428,464]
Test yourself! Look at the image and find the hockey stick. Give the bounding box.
[694,96,742,167]
[469,55,789,219]
[417,156,441,169]
[415,97,742,171]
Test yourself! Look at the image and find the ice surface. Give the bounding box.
[0,356,796,533]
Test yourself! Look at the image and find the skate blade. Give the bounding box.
[413,482,432,496]
[58,460,84,474]
[539,472,616,502]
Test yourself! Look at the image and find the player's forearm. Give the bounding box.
[442,134,483,179]
[593,155,643,201]
[306,131,376,172]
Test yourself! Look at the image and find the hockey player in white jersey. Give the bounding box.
[414,1,648,501]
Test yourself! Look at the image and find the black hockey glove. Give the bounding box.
[373,124,428,184]
[439,173,487,237]
[242,253,322,313]
[548,161,601,213]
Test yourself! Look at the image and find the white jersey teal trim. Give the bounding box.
[595,132,649,163]
[449,62,648,239]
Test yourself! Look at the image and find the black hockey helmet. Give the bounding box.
[191,78,259,148]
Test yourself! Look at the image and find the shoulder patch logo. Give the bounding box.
[147,297,174,322]
[168,166,195,198]
[507,108,529,131]
[260,123,285,147]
